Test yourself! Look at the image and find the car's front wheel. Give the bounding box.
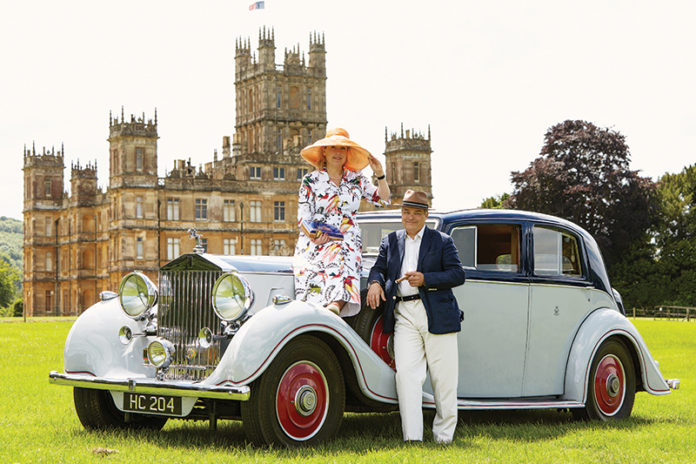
[73,387,168,430]
[573,338,636,421]
[240,335,345,446]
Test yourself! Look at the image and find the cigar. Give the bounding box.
[395,275,408,284]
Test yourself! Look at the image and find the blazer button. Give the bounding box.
[392,296,396,300]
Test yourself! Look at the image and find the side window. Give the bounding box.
[533,226,582,277]
[451,224,520,272]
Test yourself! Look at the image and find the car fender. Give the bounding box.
[63,298,155,379]
[563,308,670,403]
[204,300,398,404]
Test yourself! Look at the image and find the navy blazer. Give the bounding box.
[367,226,466,334]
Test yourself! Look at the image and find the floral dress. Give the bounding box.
[293,168,389,317]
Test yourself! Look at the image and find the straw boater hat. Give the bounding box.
[402,189,429,209]
[300,128,370,172]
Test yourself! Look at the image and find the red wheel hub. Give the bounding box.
[276,361,328,441]
[594,354,626,416]
[370,316,395,370]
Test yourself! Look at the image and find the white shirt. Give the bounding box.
[398,225,426,297]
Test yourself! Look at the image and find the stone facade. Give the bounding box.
[384,124,433,204]
[22,28,433,316]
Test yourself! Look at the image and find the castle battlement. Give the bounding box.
[71,160,97,178]
[385,124,432,153]
[23,143,65,168]
[109,107,158,139]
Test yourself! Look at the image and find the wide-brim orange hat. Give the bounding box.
[300,128,370,171]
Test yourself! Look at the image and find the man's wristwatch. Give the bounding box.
[368,280,382,287]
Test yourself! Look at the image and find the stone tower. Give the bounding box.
[384,124,433,204]
[108,108,158,189]
[234,27,327,158]
[22,143,65,315]
[70,161,98,206]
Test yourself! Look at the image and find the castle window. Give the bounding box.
[297,168,308,180]
[136,237,144,259]
[45,290,52,312]
[224,238,237,255]
[44,179,51,197]
[413,162,420,183]
[45,218,52,237]
[200,238,208,253]
[273,167,285,180]
[277,129,282,152]
[306,88,311,110]
[46,252,53,272]
[136,197,143,218]
[274,201,285,222]
[167,238,180,260]
[223,200,236,222]
[306,129,312,146]
[167,198,180,220]
[250,239,262,256]
[249,200,262,222]
[249,166,262,180]
[276,86,281,108]
[136,148,144,171]
[195,199,208,220]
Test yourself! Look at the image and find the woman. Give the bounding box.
[294,128,390,316]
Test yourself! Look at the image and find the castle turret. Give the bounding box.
[108,108,158,189]
[23,143,65,212]
[235,37,252,76]
[70,160,98,206]
[257,26,275,71]
[308,31,326,73]
[384,124,433,203]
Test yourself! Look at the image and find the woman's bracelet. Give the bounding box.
[376,174,386,180]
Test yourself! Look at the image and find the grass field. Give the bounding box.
[1,318,694,463]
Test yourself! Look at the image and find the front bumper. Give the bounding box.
[49,371,250,401]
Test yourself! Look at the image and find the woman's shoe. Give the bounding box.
[325,303,340,315]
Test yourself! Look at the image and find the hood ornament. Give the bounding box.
[188,228,205,254]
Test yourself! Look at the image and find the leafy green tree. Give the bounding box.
[13,299,23,317]
[0,260,19,308]
[507,120,658,269]
[480,193,510,209]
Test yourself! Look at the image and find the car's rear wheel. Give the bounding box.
[240,335,345,446]
[73,387,168,430]
[573,338,636,421]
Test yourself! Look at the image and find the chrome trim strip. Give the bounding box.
[49,371,250,401]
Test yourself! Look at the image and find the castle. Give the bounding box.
[22,28,433,316]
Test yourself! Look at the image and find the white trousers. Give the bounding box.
[394,299,459,442]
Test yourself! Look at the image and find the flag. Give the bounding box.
[249,1,264,10]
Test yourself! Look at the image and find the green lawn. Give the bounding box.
[1,319,693,463]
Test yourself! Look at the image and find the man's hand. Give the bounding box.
[366,282,385,309]
[404,271,425,288]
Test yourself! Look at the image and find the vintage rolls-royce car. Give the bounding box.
[50,209,679,446]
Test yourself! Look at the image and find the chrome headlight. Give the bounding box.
[212,272,253,321]
[147,338,175,368]
[119,271,157,318]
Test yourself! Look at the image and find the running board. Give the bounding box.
[422,395,583,410]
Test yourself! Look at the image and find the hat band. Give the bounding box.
[402,200,428,210]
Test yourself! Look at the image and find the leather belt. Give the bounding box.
[395,294,420,303]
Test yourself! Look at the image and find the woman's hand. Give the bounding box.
[309,232,330,245]
[367,154,384,177]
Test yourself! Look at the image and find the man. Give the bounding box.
[366,190,465,443]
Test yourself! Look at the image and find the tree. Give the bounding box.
[506,120,658,269]
[0,260,19,309]
[480,193,510,209]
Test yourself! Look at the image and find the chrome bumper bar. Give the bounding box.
[49,371,250,401]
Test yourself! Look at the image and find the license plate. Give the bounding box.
[123,392,182,416]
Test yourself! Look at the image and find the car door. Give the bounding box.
[448,222,529,398]
[523,224,594,396]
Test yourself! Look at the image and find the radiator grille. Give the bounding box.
[158,270,223,381]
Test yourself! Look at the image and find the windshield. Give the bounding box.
[358,218,440,255]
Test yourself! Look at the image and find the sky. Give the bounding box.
[2,0,695,221]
